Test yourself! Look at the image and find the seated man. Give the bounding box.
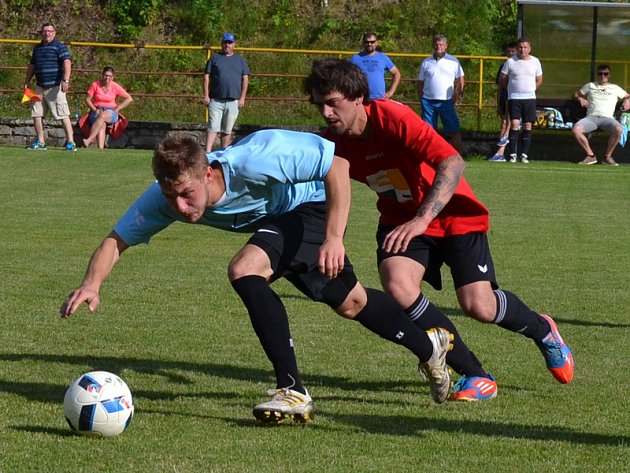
[60,129,453,425]
[573,64,630,166]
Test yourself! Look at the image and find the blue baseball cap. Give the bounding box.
[222,32,235,42]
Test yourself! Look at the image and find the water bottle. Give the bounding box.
[73,101,80,122]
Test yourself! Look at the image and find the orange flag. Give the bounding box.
[21,87,41,104]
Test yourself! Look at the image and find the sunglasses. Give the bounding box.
[364,40,377,44]
[598,72,610,76]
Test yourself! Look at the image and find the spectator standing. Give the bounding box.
[82,67,133,149]
[203,32,250,152]
[499,37,543,163]
[417,34,465,153]
[23,22,77,151]
[489,42,517,162]
[573,65,630,166]
[349,32,401,100]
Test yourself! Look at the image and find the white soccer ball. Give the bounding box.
[64,371,134,437]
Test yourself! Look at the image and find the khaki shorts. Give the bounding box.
[207,99,239,134]
[31,85,70,119]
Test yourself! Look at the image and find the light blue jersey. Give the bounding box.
[114,130,335,246]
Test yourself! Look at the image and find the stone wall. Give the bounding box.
[0,117,300,150]
[1,117,627,164]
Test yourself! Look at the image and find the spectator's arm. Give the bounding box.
[61,59,71,92]
[203,73,211,105]
[384,66,401,99]
[454,76,465,102]
[498,72,508,90]
[116,91,133,112]
[85,93,97,112]
[24,64,35,88]
[238,74,249,108]
[416,80,424,100]
[573,89,588,108]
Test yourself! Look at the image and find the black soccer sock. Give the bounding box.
[406,294,487,378]
[231,275,305,393]
[354,288,433,362]
[493,289,550,341]
[521,129,532,155]
[508,128,520,156]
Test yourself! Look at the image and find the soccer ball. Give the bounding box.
[64,371,134,437]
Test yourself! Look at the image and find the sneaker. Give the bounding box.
[27,139,47,151]
[602,156,619,166]
[578,155,597,165]
[419,327,453,404]
[253,387,314,424]
[64,141,77,152]
[452,374,497,402]
[509,154,518,163]
[488,154,506,162]
[520,154,529,164]
[536,314,574,384]
[497,136,509,147]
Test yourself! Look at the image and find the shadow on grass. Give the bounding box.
[2,353,626,446]
[329,412,630,447]
[13,425,76,437]
[0,352,422,403]
[440,307,630,329]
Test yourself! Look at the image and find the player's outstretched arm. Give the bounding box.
[60,231,129,318]
[319,156,351,279]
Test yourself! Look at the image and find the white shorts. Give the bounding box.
[208,99,239,134]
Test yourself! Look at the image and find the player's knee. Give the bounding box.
[227,255,263,281]
[333,299,362,319]
[460,298,495,323]
[383,283,417,309]
[332,281,365,319]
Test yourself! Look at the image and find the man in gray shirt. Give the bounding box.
[203,32,250,151]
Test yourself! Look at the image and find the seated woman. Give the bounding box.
[82,66,133,149]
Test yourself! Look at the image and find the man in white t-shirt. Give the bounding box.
[417,34,465,153]
[573,65,630,166]
[499,37,543,163]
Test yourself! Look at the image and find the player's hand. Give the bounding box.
[382,218,429,254]
[318,237,345,279]
[60,287,101,319]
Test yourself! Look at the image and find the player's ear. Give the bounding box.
[205,166,214,182]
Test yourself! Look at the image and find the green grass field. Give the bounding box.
[0,146,628,473]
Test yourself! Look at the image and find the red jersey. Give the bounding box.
[322,99,489,237]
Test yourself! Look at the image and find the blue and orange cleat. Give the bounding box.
[451,373,497,402]
[537,314,574,384]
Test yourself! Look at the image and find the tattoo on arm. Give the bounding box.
[416,155,464,220]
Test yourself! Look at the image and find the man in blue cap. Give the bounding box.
[203,32,250,151]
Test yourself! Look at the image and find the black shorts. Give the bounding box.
[247,201,358,308]
[376,226,498,291]
[507,99,537,124]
